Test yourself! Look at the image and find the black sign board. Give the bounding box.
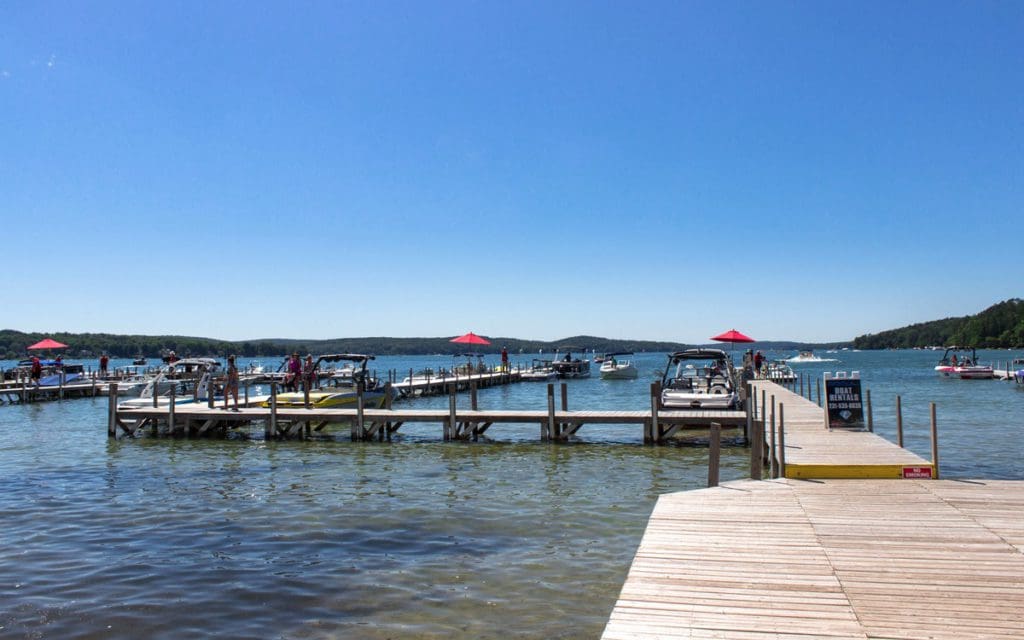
[824,376,865,429]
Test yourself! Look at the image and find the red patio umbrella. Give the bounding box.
[710,329,754,344]
[450,332,491,346]
[27,338,69,350]
[711,329,755,362]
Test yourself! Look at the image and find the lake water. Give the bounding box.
[2,349,1022,638]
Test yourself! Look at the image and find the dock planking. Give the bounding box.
[603,478,1024,639]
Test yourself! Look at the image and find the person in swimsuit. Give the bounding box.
[224,355,240,411]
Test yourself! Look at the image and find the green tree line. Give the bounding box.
[852,298,1024,349]
[0,330,694,360]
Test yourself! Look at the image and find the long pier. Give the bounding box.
[602,381,1024,638]
[750,380,934,479]
[108,380,750,443]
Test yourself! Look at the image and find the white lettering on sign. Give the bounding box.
[902,466,934,479]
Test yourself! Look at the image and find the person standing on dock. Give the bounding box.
[303,354,316,392]
[224,355,240,411]
[286,353,302,392]
[99,353,109,377]
[30,356,42,387]
[501,346,508,371]
[754,351,764,377]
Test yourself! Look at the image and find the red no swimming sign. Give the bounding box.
[902,466,934,479]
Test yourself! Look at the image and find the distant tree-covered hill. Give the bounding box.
[852,298,1024,349]
[0,330,693,360]
[0,329,851,361]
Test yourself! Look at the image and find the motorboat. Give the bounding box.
[118,358,222,408]
[263,354,393,408]
[599,352,638,379]
[660,349,740,410]
[934,347,993,379]
[763,360,796,383]
[132,356,147,365]
[551,348,591,379]
[325,361,359,386]
[786,350,837,363]
[520,359,558,382]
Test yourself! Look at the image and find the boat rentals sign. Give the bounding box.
[823,373,865,430]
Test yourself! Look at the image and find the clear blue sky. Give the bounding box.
[2,2,1021,343]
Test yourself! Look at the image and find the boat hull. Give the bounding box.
[935,365,993,379]
[600,364,638,379]
[661,390,739,410]
[521,371,558,382]
[264,389,390,409]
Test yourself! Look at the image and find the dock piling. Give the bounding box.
[778,403,786,478]
[107,383,118,438]
[446,384,456,441]
[268,383,277,439]
[866,389,873,432]
[169,384,176,434]
[708,423,721,487]
[769,395,777,478]
[896,395,903,447]
[930,402,940,479]
[545,384,556,441]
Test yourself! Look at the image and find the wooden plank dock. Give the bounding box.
[750,381,934,479]
[603,380,1023,638]
[603,478,1024,639]
[112,401,749,442]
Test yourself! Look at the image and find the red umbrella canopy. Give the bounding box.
[27,338,69,350]
[710,329,755,344]
[450,331,492,346]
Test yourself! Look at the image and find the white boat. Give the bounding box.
[786,350,837,363]
[599,352,638,379]
[118,357,222,408]
[934,347,993,379]
[660,349,740,410]
[520,359,559,382]
[763,360,796,383]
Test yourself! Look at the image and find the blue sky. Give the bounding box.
[2,2,1021,343]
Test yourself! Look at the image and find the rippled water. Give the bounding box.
[1,349,1021,638]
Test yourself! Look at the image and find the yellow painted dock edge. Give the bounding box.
[785,463,936,479]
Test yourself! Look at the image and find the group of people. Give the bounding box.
[283,353,317,393]
[742,349,767,379]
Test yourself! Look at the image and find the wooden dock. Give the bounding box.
[603,381,1023,638]
[391,369,522,397]
[0,379,105,404]
[112,403,749,442]
[109,379,750,443]
[603,477,1024,639]
[750,380,935,479]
